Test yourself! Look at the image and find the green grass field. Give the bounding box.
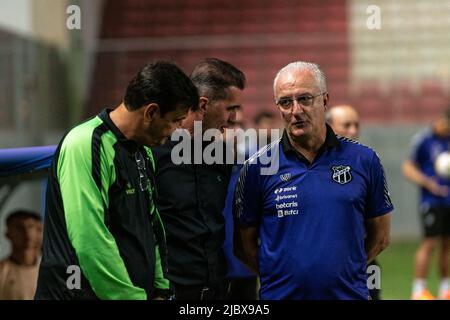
[378,240,441,300]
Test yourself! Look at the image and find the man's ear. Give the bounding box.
[144,103,160,122]
[198,97,208,116]
[323,93,330,109]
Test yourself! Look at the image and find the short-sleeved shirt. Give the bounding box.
[409,128,450,207]
[234,125,393,300]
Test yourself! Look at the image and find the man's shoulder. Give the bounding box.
[238,138,282,179]
[61,116,105,150]
[411,128,433,147]
[151,140,181,170]
[246,137,282,165]
[335,136,384,168]
[336,136,376,156]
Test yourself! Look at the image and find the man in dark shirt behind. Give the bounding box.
[152,58,246,300]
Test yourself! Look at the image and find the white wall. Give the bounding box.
[350,0,450,92]
[0,0,33,36]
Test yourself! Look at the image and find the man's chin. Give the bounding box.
[289,125,309,137]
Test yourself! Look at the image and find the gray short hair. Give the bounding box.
[273,61,327,98]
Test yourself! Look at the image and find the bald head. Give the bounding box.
[326,105,360,139]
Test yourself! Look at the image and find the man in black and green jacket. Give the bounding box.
[35,62,199,300]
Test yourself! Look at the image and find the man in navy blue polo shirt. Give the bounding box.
[233,61,393,300]
[402,110,450,300]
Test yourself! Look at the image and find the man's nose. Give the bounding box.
[291,100,305,115]
[229,110,237,123]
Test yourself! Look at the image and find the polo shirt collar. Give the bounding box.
[281,124,339,164]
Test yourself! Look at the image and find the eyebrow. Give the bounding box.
[278,93,314,100]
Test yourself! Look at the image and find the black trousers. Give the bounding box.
[174,281,228,300]
[227,277,259,300]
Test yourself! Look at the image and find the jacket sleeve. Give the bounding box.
[58,130,147,300]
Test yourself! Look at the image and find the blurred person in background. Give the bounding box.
[152,58,245,300]
[0,210,42,300]
[327,104,381,300]
[402,109,450,300]
[326,105,360,140]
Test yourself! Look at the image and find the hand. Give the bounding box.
[152,296,166,300]
[424,178,450,197]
